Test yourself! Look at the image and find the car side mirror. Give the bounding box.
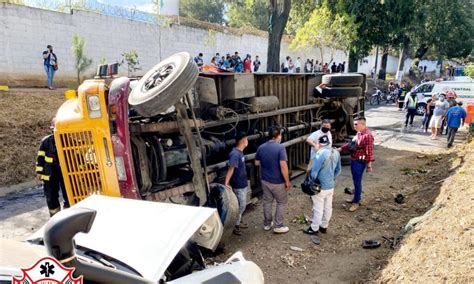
[43,207,96,262]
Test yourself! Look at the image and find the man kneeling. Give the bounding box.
[304,136,341,235]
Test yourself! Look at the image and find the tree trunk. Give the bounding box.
[373,46,379,81]
[437,53,443,77]
[348,49,358,72]
[378,46,389,80]
[319,47,324,64]
[396,41,409,82]
[415,44,429,60]
[266,0,292,72]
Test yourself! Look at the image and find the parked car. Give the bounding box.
[406,78,474,115]
[0,195,264,283]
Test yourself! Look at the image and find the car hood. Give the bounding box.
[28,195,223,282]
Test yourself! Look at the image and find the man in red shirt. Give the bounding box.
[338,117,374,212]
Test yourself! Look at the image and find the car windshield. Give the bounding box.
[417,84,434,93]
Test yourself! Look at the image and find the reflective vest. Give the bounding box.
[406,95,418,109]
[36,134,60,181]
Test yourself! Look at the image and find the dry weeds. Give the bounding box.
[377,142,474,283]
[0,88,66,186]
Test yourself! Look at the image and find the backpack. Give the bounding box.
[301,149,335,196]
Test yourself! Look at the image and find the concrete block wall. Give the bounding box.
[0,3,438,87]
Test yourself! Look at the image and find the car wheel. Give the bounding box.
[318,86,363,98]
[129,52,199,117]
[322,74,364,87]
[416,103,426,116]
[207,183,239,243]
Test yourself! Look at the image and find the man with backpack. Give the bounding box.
[303,136,341,235]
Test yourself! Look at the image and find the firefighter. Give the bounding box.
[36,118,69,216]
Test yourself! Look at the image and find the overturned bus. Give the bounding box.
[54,52,365,236]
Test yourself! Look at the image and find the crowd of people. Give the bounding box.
[225,118,374,235]
[193,52,346,75]
[194,52,261,73]
[403,90,467,148]
[282,56,346,74]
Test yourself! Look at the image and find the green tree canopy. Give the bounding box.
[179,0,226,24]
[290,1,357,64]
[226,0,268,30]
[285,0,318,35]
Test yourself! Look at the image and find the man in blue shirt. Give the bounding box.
[446,101,467,148]
[225,132,249,236]
[255,127,291,234]
[303,136,341,235]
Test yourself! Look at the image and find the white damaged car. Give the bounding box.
[0,195,264,283]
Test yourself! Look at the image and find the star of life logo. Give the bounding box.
[12,256,82,284]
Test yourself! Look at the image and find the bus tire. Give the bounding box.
[317,86,363,98]
[322,74,364,87]
[207,183,239,244]
[129,52,199,117]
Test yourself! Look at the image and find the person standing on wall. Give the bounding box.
[36,118,69,217]
[224,132,250,236]
[303,136,341,235]
[255,127,291,234]
[243,54,252,73]
[194,53,204,71]
[42,45,58,90]
[253,55,261,72]
[295,57,302,73]
[338,117,374,212]
[446,101,467,148]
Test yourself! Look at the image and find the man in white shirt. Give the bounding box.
[295,57,302,73]
[306,119,333,160]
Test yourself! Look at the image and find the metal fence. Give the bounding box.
[23,0,157,23]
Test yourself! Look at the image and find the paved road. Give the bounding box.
[0,104,467,240]
[366,103,467,151]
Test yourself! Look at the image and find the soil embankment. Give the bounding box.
[377,142,473,283]
[0,88,66,187]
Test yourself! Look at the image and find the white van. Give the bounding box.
[410,78,474,115]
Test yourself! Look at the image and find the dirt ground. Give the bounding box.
[213,145,460,283]
[0,88,66,186]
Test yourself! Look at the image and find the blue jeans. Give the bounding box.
[232,186,248,226]
[44,65,55,87]
[350,160,367,204]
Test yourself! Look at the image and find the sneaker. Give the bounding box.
[345,199,354,204]
[319,227,327,234]
[233,226,242,236]
[349,203,360,212]
[263,222,273,231]
[303,226,318,235]
[239,222,249,229]
[273,226,289,234]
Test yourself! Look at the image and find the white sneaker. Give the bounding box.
[263,222,273,231]
[273,226,289,234]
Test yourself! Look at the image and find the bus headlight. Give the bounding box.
[87,95,102,118]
